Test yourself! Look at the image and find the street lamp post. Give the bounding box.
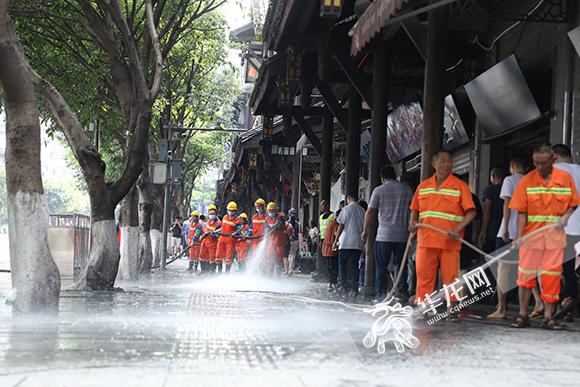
[160,123,172,270]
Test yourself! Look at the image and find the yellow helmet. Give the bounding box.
[239,213,248,220]
[255,198,266,207]
[267,202,277,211]
[227,201,238,211]
[190,210,200,217]
[207,204,217,212]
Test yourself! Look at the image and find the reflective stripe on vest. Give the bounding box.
[419,211,464,222]
[526,187,572,195]
[419,188,461,198]
[527,215,561,223]
[319,213,334,239]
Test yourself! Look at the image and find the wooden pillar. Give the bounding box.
[363,44,389,296]
[345,87,362,196]
[420,4,448,180]
[320,113,334,202]
[291,152,301,210]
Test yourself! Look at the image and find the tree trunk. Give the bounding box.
[0,7,60,313]
[117,185,140,280]
[138,148,154,274]
[151,184,164,267]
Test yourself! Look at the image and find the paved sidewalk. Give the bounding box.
[1,259,580,387]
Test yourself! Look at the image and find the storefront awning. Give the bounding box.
[349,0,458,56]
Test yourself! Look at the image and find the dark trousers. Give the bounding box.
[562,235,580,301]
[339,249,361,292]
[374,241,407,297]
[325,255,338,285]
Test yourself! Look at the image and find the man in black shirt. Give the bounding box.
[480,167,506,253]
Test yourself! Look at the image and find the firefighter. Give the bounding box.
[509,145,579,330]
[409,150,476,319]
[215,201,240,273]
[265,202,287,276]
[199,204,221,273]
[235,213,252,271]
[252,198,267,249]
[187,210,203,272]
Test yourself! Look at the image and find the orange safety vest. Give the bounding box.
[220,214,239,236]
[510,168,580,249]
[410,174,475,251]
[252,213,267,238]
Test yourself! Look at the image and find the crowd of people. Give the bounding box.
[170,143,579,329]
[170,200,303,276]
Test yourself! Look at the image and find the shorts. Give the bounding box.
[171,237,182,247]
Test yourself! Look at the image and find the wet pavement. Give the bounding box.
[1,258,580,387]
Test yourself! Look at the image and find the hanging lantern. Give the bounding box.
[321,0,342,17]
[249,152,258,169]
[263,115,273,138]
[278,81,293,107]
[287,49,303,82]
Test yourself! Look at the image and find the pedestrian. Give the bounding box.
[409,150,476,319]
[285,208,302,276]
[199,204,221,273]
[362,166,413,303]
[186,211,203,272]
[170,216,183,257]
[488,157,544,320]
[552,144,580,321]
[459,190,483,270]
[322,208,340,291]
[509,144,579,330]
[334,193,366,299]
[215,201,240,273]
[480,167,506,253]
[308,220,319,255]
[265,202,286,276]
[235,213,252,271]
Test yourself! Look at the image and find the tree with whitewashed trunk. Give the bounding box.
[0,1,60,312]
[11,0,225,289]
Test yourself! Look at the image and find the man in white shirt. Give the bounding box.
[488,157,543,319]
[552,144,580,321]
[334,192,366,298]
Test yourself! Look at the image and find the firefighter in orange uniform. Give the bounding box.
[251,198,267,250]
[509,145,579,330]
[187,210,203,272]
[235,213,252,271]
[199,204,221,273]
[265,202,287,276]
[215,201,240,272]
[409,150,476,317]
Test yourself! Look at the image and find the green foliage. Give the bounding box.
[43,178,91,215]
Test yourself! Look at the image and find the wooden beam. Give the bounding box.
[293,110,322,156]
[313,78,348,133]
[332,48,374,107]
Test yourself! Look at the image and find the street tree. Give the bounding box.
[11,0,225,289]
[0,1,60,312]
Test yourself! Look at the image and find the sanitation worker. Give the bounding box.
[266,202,287,276]
[187,210,203,272]
[200,204,221,273]
[409,150,476,319]
[509,144,579,330]
[252,198,267,249]
[235,213,252,271]
[215,201,240,273]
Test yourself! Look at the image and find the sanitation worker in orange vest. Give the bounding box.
[235,213,252,271]
[215,201,240,273]
[409,150,476,318]
[508,145,579,330]
[187,210,203,272]
[199,204,221,273]
[252,198,267,249]
[266,202,287,276]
